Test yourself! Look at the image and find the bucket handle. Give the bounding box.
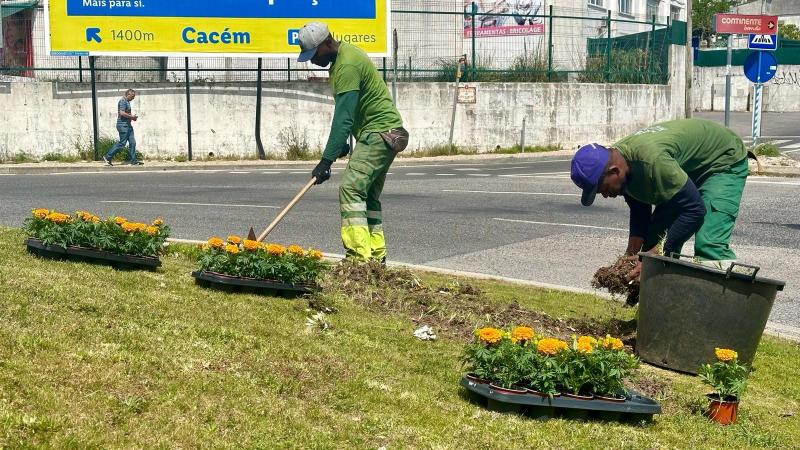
[668,252,695,260]
[725,262,761,282]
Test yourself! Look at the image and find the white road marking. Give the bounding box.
[500,174,571,179]
[454,168,480,171]
[493,217,626,231]
[444,189,580,196]
[290,171,306,174]
[194,170,221,173]
[769,139,791,145]
[747,179,800,186]
[783,142,800,149]
[406,172,426,176]
[100,200,280,209]
[782,149,800,154]
[229,171,251,174]
[467,173,491,177]
[392,159,571,169]
[436,173,456,176]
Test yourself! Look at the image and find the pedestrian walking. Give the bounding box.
[103,89,142,166]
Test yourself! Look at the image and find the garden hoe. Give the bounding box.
[247,177,317,243]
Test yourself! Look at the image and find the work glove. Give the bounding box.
[339,143,350,158]
[312,158,333,185]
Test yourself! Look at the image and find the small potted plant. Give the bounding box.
[698,347,748,425]
[463,327,504,384]
[557,336,597,400]
[591,336,638,402]
[525,337,567,397]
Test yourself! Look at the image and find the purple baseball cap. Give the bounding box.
[571,143,610,206]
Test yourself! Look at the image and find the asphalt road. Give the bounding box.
[2,157,799,336]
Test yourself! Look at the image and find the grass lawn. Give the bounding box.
[1,226,798,448]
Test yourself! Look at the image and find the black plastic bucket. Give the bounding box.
[637,253,785,374]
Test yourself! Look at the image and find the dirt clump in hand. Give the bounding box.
[592,256,640,306]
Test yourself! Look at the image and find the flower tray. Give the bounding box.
[191,270,317,298]
[25,238,161,270]
[461,376,661,422]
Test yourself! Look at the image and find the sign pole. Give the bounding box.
[724,35,732,127]
[752,51,763,146]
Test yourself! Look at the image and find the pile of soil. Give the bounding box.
[319,260,633,343]
[592,256,640,306]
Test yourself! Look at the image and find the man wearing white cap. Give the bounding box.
[298,22,408,263]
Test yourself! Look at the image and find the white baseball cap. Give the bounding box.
[297,22,330,62]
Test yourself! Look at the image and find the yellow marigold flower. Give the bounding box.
[243,239,260,251]
[114,216,128,225]
[32,208,49,219]
[511,326,535,344]
[287,245,305,256]
[121,222,145,233]
[227,235,242,245]
[207,237,225,249]
[577,336,598,347]
[308,249,324,260]
[77,211,100,223]
[601,336,624,350]
[152,218,164,227]
[576,340,594,354]
[45,212,71,224]
[266,244,286,256]
[715,348,737,362]
[145,226,159,236]
[225,244,240,254]
[537,338,568,356]
[476,327,503,345]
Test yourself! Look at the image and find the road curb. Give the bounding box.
[166,238,799,343]
[0,151,573,175]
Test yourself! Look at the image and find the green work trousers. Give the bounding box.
[646,158,748,262]
[339,132,395,261]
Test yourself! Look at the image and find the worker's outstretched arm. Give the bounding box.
[312,90,360,184]
[658,178,706,256]
[624,195,651,255]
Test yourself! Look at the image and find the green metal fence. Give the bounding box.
[695,39,800,67]
[1,1,679,84]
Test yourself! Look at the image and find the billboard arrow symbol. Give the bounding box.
[86,28,102,43]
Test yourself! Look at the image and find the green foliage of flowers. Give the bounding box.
[197,236,328,285]
[699,347,749,400]
[463,327,638,398]
[23,209,169,257]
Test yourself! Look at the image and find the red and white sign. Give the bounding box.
[714,14,778,35]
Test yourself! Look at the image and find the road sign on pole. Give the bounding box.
[45,0,391,56]
[744,51,778,145]
[748,33,778,51]
[714,14,778,34]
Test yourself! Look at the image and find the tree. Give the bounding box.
[692,0,739,47]
[778,22,800,41]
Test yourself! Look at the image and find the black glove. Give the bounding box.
[339,143,350,158]
[312,158,333,185]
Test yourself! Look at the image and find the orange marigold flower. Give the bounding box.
[227,235,242,245]
[511,326,535,344]
[715,348,737,362]
[114,216,128,225]
[225,244,240,254]
[121,222,144,233]
[476,327,503,345]
[152,218,164,227]
[266,244,286,256]
[287,245,305,256]
[243,239,260,251]
[45,212,71,224]
[601,336,624,350]
[576,340,593,354]
[207,237,225,249]
[77,211,100,223]
[537,338,568,356]
[32,208,50,219]
[308,249,324,260]
[577,336,597,347]
[145,226,159,236]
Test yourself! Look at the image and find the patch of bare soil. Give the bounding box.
[592,255,640,306]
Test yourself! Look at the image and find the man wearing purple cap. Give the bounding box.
[296,22,408,263]
[571,118,749,278]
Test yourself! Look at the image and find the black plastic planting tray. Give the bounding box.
[25,238,161,270]
[192,270,316,297]
[461,376,661,421]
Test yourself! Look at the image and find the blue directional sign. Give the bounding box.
[744,50,778,83]
[66,0,377,19]
[748,33,778,51]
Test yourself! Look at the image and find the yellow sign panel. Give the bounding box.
[46,0,390,56]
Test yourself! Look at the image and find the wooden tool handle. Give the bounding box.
[257,177,316,242]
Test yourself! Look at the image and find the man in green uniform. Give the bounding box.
[570,118,749,277]
[297,22,408,263]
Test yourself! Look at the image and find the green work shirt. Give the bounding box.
[614,118,747,205]
[329,42,402,139]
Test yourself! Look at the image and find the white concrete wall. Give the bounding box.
[694,65,800,112]
[0,45,686,159]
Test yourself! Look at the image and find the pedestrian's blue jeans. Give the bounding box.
[105,123,137,162]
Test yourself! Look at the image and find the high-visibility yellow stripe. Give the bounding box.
[340,202,367,212]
